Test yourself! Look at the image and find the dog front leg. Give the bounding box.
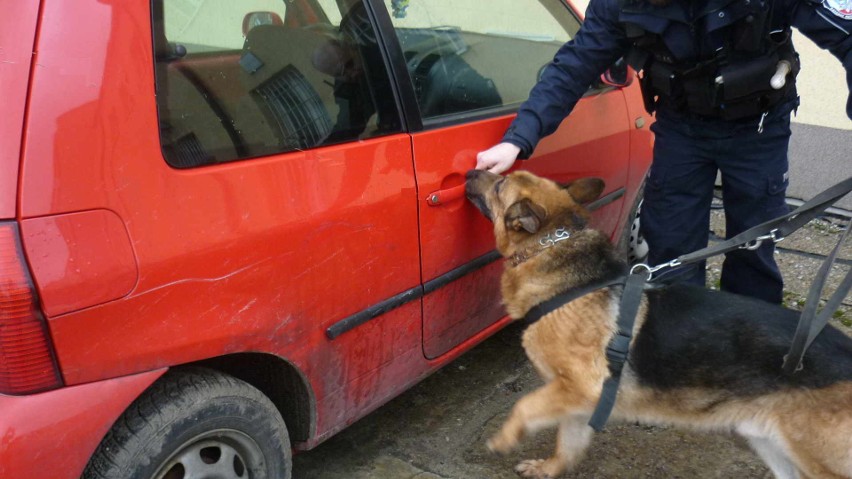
[487,381,591,455]
[515,416,593,479]
[489,382,567,455]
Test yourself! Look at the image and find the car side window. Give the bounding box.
[152,0,401,168]
[384,0,581,122]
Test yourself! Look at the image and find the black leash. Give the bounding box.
[649,176,852,275]
[782,222,852,374]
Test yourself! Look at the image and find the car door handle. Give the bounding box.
[426,184,466,206]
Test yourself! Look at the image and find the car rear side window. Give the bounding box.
[384,0,581,122]
[152,0,402,168]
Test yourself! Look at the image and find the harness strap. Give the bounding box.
[782,222,852,374]
[523,275,626,324]
[588,271,646,432]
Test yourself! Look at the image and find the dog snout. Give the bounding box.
[465,169,495,221]
[465,169,483,197]
[465,169,498,196]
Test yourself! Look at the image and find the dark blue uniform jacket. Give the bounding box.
[503,0,852,158]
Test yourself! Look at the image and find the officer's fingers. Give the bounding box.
[475,151,494,170]
[486,157,511,175]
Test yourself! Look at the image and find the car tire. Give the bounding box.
[82,367,292,479]
[618,179,649,265]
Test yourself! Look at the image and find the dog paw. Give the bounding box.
[514,459,552,478]
[486,434,518,456]
[514,458,564,479]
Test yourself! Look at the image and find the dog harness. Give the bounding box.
[522,175,852,431]
[523,270,645,432]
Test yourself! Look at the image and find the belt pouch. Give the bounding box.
[720,53,778,101]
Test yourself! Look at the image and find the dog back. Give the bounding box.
[630,284,852,395]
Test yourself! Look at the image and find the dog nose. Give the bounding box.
[466,169,481,181]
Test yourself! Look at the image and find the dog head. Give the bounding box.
[465,169,605,255]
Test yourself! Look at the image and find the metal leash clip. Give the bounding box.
[740,228,785,251]
[630,258,681,281]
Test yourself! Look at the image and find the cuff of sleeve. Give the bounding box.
[501,126,536,160]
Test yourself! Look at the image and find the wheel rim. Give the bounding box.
[153,429,265,479]
[628,200,648,263]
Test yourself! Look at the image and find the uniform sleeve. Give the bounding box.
[502,0,629,158]
[789,0,852,120]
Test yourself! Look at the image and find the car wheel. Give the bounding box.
[618,181,649,265]
[83,368,291,479]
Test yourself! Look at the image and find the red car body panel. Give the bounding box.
[21,209,139,317]
[0,369,165,479]
[0,1,653,478]
[0,2,40,219]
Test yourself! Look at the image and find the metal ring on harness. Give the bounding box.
[629,263,652,280]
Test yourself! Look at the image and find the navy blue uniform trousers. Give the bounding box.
[641,100,797,304]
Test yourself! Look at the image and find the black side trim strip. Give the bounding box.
[423,250,502,294]
[326,250,503,339]
[326,287,423,340]
[587,187,625,212]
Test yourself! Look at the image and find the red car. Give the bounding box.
[0,0,651,477]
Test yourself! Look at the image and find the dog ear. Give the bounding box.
[505,199,546,234]
[563,177,605,204]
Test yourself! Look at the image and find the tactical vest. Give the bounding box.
[620,0,800,120]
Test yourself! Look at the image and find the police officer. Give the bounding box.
[476,0,852,304]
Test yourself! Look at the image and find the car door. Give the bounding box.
[374,0,633,358]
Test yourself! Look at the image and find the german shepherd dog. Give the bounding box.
[465,169,852,479]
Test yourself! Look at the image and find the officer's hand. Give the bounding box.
[475,143,521,175]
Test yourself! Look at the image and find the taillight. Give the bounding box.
[0,222,62,395]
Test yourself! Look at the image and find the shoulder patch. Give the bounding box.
[823,0,852,20]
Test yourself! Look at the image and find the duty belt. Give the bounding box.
[630,32,800,121]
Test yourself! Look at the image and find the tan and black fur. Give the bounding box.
[465,169,852,479]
